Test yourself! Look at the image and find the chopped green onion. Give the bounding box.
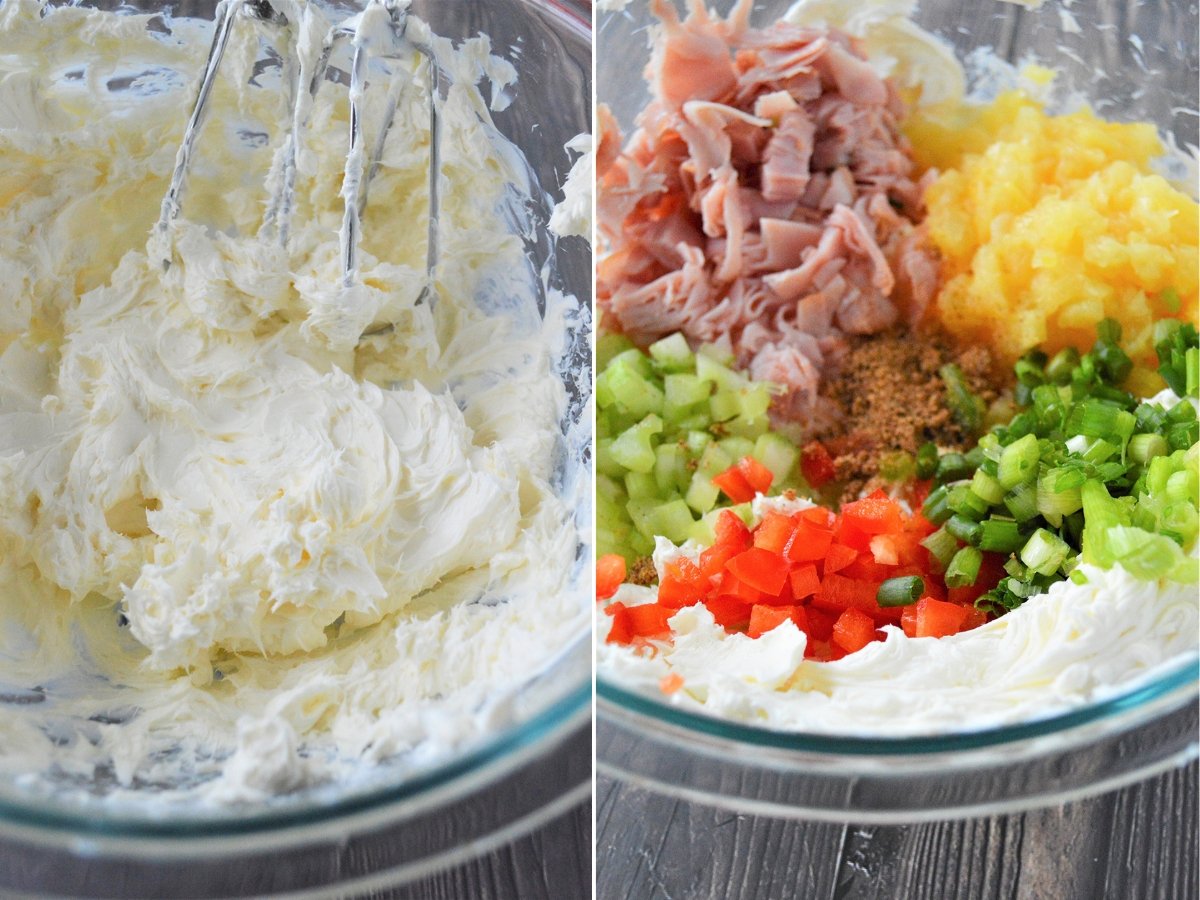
[922,484,952,525]
[1128,433,1169,464]
[946,514,983,546]
[979,518,1025,553]
[1004,481,1040,523]
[935,452,972,483]
[920,527,959,570]
[1045,347,1080,385]
[945,546,983,588]
[940,363,985,434]
[916,442,939,480]
[970,469,1005,505]
[997,433,1040,489]
[1020,528,1071,576]
[877,576,925,607]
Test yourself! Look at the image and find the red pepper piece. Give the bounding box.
[914,597,969,638]
[832,608,877,654]
[800,441,837,489]
[725,547,790,596]
[596,554,626,601]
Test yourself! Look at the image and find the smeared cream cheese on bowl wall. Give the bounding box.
[0,0,590,807]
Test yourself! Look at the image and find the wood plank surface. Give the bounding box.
[597,762,1198,900]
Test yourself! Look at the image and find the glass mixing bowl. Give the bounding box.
[0,0,591,893]
[596,0,1199,822]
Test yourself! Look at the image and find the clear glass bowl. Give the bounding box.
[596,0,1199,822]
[0,0,592,892]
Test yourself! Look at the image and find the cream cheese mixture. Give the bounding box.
[0,0,588,802]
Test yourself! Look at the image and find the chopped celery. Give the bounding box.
[609,415,662,473]
[648,332,694,372]
[754,432,799,483]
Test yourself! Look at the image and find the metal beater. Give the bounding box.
[154,0,442,314]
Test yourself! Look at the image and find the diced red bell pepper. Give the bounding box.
[797,507,834,528]
[832,514,874,552]
[812,573,879,614]
[914,597,969,638]
[714,508,752,547]
[716,570,764,604]
[699,541,741,579]
[626,603,672,638]
[841,553,895,583]
[658,557,707,608]
[659,673,685,695]
[960,606,989,632]
[725,547,790,596]
[900,604,919,638]
[840,490,903,535]
[800,441,837,488]
[784,521,833,562]
[832,608,877,654]
[737,455,774,495]
[824,543,858,575]
[605,602,633,644]
[712,466,756,503]
[748,604,805,639]
[705,594,752,629]
[789,564,821,600]
[753,512,795,554]
[805,607,836,641]
[596,554,626,601]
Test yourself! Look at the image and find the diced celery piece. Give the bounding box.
[754,433,799,484]
[697,342,735,366]
[609,415,663,473]
[718,436,756,464]
[697,443,733,477]
[625,471,657,500]
[608,348,654,378]
[655,443,689,494]
[648,499,696,545]
[628,528,655,558]
[601,360,664,418]
[676,413,711,432]
[648,332,694,373]
[688,514,717,546]
[710,390,742,422]
[685,430,711,458]
[726,415,769,441]
[664,374,711,419]
[695,352,747,391]
[597,332,636,369]
[596,438,626,478]
[685,471,721,514]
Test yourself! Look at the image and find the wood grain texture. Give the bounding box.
[597,762,1198,900]
[381,802,591,900]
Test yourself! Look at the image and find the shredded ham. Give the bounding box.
[596,0,940,426]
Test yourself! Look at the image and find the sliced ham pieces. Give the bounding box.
[597,0,940,427]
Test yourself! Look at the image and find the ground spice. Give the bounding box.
[813,327,1008,502]
[628,556,658,587]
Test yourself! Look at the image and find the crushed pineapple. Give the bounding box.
[909,91,1198,365]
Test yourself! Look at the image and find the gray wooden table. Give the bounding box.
[597,762,1198,900]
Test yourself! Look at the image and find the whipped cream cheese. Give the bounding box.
[0,0,587,803]
[549,133,594,242]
